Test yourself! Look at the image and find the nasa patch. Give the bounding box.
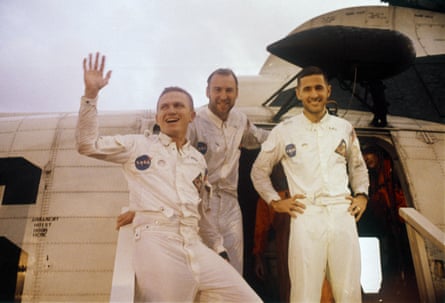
[285,144,296,157]
[197,142,208,155]
[135,155,151,170]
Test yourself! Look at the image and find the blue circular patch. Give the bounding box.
[135,155,151,170]
[285,144,296,157]
[197,142,208,155]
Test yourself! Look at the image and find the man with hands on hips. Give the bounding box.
[251,66,369,303]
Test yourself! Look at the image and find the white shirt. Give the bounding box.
[76,97,225,252]
[188,107,268,193]
[251,112,369,205]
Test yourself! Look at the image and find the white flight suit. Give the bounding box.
[188,107,268,274]
[251,112,369,303]
[76,97,262,303]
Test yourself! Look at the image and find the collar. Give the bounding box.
[302,110,330,125]
[301,110,331,131]
[205,106,226,129]
[158,132,173,146]
[158,132,191,150]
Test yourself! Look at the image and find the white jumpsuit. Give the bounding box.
[188,107,268,274]
[251,112,369,303]
[76,97,262,302]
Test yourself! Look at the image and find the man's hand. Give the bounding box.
[347,194,368,221]
[270,194,306,218]
[116,210,135,230]
[83,52,112,99]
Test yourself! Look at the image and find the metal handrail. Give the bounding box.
[110,207,135,302]
[399,207,445,303]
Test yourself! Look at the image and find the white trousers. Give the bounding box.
[288,204,362,303]
[132,215,260,302]
[201,190,244,274]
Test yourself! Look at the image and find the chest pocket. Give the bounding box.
[331,138,348,165]
[283,133,312,164]
[178,155,206,203]
[129,149,172,177]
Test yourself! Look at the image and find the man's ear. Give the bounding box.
[206,86,210,99]
[295,87,301,101]
[190,111,196,122]
[155,113,160,125]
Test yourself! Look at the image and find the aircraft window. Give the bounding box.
[0,157,41,205]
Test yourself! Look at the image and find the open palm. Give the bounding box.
[83,52,112,98]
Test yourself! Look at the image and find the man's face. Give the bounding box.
[206,73,238,121]
[364,152,379,170]
[155,91,195,140]
[296,74,331,117]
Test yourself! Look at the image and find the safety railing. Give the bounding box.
[110,208,135,302]
[399,207,445,303]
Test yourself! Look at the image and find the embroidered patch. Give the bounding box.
[197,142,207,155]
[193,173,203,193]
[135,155,151,170]
[285,144,296,157]
[335,139,347,157]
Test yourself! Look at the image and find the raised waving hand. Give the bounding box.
[83,52,112,99]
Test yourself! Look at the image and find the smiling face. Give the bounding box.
[206,73,238,121]
[155,90,195,146]
[295,73,331,122]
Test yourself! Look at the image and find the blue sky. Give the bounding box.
[0,0,385,113]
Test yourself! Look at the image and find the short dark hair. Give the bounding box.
[207,68,238,87]
[297,66,329,87]
[157,86,194,110]
[362,145,382,157]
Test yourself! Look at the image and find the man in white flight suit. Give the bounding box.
[187,68,269,274]
[251,66,369,303]
[116,68,268,275]
[76,52,262,302]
